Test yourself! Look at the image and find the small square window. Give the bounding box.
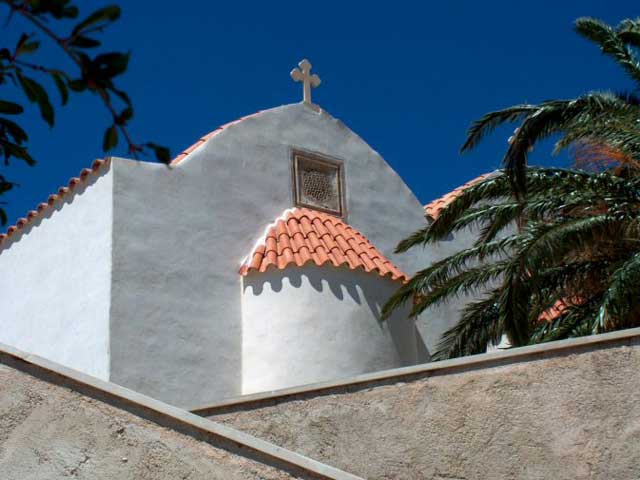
[292,150,345,217]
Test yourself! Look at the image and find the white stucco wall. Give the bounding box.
[0,168,112,379]
[107,102,436,407]
[413,225,484,355]
[415,203,514,356]
[241,264,424,395]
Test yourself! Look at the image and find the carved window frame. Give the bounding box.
[291,148,346,218]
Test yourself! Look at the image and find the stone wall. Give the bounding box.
[0,366,300,479]
[203,329,640,480]
[0,344,360,480]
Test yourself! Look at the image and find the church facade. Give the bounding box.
[0,61,475,408]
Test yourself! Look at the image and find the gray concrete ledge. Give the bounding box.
[0,342,362,480]
[192,327,640,416]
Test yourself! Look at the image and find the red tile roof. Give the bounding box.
[538,298,587,323]
[0,158,109,250]
[240,208,409,282]
[539,300,569,323]
[170,110,265,166]
[424,173,493,220]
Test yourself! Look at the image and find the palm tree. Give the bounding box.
[465,17,640,196]
[382,17,640,360]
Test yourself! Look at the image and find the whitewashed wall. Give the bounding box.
[0,103,482,408]
[0,168,112,379]
[108,103,435,407]
[241,264,424,394]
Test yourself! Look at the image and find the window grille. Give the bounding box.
[292,150,345,217]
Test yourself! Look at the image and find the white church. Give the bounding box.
[0,60,475,409]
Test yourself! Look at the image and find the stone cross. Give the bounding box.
[290,59,321,105]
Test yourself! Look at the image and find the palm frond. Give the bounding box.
[616,18,640,47]
[395,223,433,253]
[409,260,511,318]
[431,289,502,360]
[503,93,635,196]
[461,105,538,152]
[529,297,603,343]
[599,252,640,329]
[390,17,640,360]
[475,202,522,245]
[575,17,640,85]
[498,264,531,346]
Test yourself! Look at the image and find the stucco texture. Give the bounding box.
[209,338,640,480]
[0,362,306,480]
[242,264,424,394]
[108,102,436,407]
[0,169,112,380]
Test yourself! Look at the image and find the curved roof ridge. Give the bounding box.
[240,207,409,283]
[0,158,110,251]
[170,109,270,166]
[423,173,494,220]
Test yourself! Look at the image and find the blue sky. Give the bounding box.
[1,0,637,226]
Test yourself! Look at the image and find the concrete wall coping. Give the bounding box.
[0,342,363,480]
[192,327,640,416]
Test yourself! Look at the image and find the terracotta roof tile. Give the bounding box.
[539,301,567,323]
[240,208,409,282]
[0,159,109,251]
[539,298,585,323]
[424,173,494,220]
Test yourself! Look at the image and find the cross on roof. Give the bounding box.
[290,59,321,106]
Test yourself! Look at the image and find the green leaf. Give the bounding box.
[72,6,121,36]
[51,72,69,105]
[18,73,38,102]
[0,118,28,143]
[0,100,24,115]
[146,142,171,164]
[116,106,133,125]
[63,5,79,19]
[103,125,118,151]
[68,36,101,49]
[95,52,130,79]
[39,97,54,127]
[31,1,80,19]
[17,73,54,127]
[111,87,131,106]
[21,40,40,54]
[68,79,87,92]
[2,141,35,165]
[15,33,39,57]
[0,174,12,196]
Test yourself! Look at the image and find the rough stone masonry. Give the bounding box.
[0,362,310,480]
[206,332,640,480]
